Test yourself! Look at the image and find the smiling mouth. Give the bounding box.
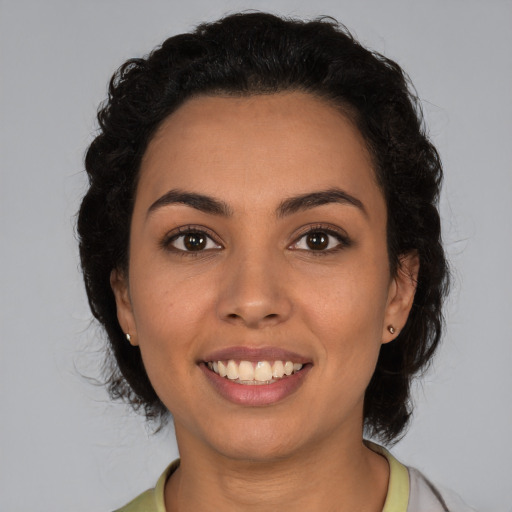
[206,360,304,385]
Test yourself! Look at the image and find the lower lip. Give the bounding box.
[199,363,311,406]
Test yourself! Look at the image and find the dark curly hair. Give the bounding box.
[77,12,449,444]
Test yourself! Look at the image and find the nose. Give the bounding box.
[216,249,293,329]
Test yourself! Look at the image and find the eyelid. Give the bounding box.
[161,225,223,253]
[288,223,352,252]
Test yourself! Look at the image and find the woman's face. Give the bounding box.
[112,92,417,461]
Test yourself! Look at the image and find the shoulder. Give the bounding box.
[408,466,478,512]
[366,441,477,512]
[112,459,180,512]
[113,488,158,512]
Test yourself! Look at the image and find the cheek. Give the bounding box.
[297,258,390,386]
[126,270,205,387]
[130,255,209,331]
[300,260,390,337]
[128,260,225,393]
[131,293,201,416]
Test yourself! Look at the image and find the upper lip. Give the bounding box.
[201,346,311,364]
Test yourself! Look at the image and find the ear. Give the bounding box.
[110,268,138,346]
[382,251,420,343]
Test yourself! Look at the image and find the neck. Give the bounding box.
[165,427,389,512]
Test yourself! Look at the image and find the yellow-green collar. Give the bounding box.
[119,443,409,512]
[366,441,410,512]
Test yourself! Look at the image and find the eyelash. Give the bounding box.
[161,224,351,256]
[161,225,222,257]
[291,224,352,256]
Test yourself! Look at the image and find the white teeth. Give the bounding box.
[226,360,239,380]
[284,361,294,376]
[207,359,304,384]
[218,360,227,377]
[272,360,285,378]
[254,361,272,382]
[238,360,255,380]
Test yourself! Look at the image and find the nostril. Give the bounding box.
[224,311,281,327]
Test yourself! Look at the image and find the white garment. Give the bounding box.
[408,467,477,512]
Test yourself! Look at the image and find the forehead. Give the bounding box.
[136,92,383,217]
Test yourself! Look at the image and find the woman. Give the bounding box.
[77,12,472,511]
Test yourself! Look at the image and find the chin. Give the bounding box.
[203,416,309,463]
[215,437,300,463]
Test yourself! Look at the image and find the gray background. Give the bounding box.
[1,0,511,510]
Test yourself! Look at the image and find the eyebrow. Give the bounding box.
[147,187,366,219]
[147,189,233,218]
[276,188,367,218]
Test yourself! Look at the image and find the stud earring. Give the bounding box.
[387,325,396,334]
[126,333,132,342]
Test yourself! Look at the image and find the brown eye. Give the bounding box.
[168,230,221,252]
[183,233,207,251]
[290,227,349,253]
[305,232,329,250]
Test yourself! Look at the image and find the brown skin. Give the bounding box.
[111,92,419,511]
